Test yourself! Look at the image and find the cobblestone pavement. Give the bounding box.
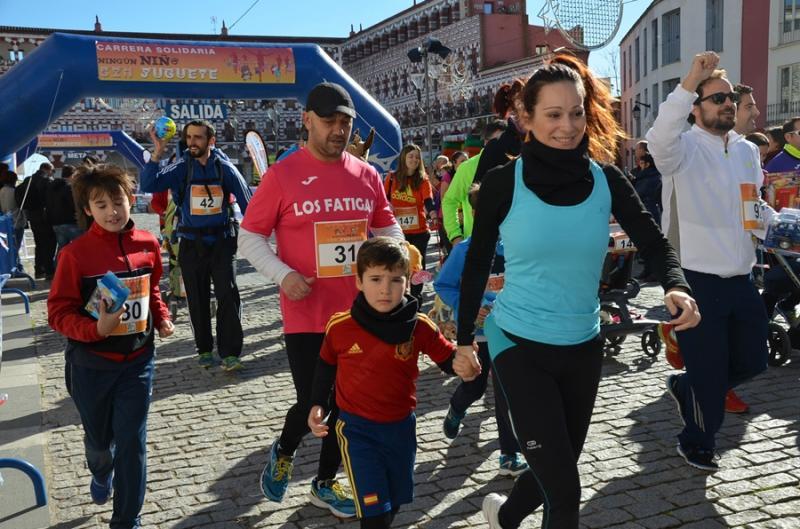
[27,257,800,529]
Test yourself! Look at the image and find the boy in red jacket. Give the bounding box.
[307,237,478,528]
[48,164,174,529]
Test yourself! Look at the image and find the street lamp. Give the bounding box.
[632,100,651,121]
[408,37,451,168]
[265,108,280,155]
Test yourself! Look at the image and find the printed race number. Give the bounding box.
[191,185,224,216]
[740,183,763,230]
[394,206,419,231]
[110,274,151,336]
[315,219,368,278]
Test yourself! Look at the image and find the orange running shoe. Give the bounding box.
[725,390,749,414]
[658,322,684,369]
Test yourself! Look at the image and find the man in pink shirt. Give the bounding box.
[239,82,402,518]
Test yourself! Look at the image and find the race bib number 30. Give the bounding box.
[315,219,368,278]
[191,185,224,216]
[740,183,763,230]
[110,274,151,336]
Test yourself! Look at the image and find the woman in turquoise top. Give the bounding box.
[454,56,701,529]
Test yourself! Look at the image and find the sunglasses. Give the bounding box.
[787,130,800,137]
[695,92,741,105]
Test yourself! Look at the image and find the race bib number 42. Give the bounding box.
[191,185,224,216]
[314,219,368,278]
[110,274,151,336]
[740,183,763,230]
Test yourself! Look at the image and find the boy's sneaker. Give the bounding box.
[221,356,243,372]
[197,352,216,368]
[443,405,465,440]
[309,478,356,518]
[657,323,684,369]
[725,389,749,414]
[665,374,687,426]
[89,472,113,505]
[260,440,293,502]
[676,443,719,472]
[482,493,507,529]
[498,453,529,477]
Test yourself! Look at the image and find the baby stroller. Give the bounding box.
[599,226,661,357]
[754,244,800,367]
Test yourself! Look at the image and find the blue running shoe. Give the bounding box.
[443,405,465,440]
[260,440,293,502]
[498,453,529,477]
[90,472,113,505]
[309,478,356,518]
[198,352,216,369]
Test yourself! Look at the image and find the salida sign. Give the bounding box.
[166,103,228,121]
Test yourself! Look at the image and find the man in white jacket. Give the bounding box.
[646,52,770,472]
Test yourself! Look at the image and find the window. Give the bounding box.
[635,93,642,137]
[643,28,648,75]
[706,0,724,51]
[781,0,800,44]
[651,19,659,70]
[780,63,800,105]
[652,83,660,115]
[622,50,627,90]
[535,45,548,56]
[635,37,641,83]
[484,2,493,14]
[662,9,680,65]
[663,78,680,100]
[622,100,627,134]
[643,88,649,118]
[628,45,633,88]
[629,98,634,135]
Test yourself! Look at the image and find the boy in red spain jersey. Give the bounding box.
[307,237,479,528]
[47,164,174,529]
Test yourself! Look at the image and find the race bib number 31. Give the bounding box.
[740,183,763,230]
[191,185,224,216]
[110,274,151,336]
[315,219,368,278]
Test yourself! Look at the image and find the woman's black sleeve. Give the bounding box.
[456,164,514,345]
[605,165,691,294]
[309,357,338,410]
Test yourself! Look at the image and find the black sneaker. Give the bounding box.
[676,443,719,472]
[665,374,686,426]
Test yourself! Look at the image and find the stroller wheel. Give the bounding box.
[767,323,791,366]
[641,329,661,358]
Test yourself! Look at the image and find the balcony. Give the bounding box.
[779,21,800,45]
[765,101,800,126]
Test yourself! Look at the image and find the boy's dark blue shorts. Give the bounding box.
[335,410,416,518]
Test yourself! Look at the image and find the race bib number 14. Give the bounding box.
[314,219,368,278]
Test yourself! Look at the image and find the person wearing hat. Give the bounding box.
[238,82,403,518]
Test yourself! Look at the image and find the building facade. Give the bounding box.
[619,0,800,171]
[1,0,585,173]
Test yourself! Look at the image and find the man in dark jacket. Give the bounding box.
[17,162,56,278]
[47,164,83,252]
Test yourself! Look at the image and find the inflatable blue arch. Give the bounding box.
[0,33,402,172]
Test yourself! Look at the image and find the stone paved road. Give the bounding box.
[26,257,800,529]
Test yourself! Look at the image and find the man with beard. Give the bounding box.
[237,82,402,519]
[733,84,761,136]
[646,52,771,472]
[142,119,252,371]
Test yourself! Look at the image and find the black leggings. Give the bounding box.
[492,333,603,529]
[404,231,430,302]
[278,333,341,481]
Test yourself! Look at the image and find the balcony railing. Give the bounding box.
[765,101,800,126]
[779,21,800,45]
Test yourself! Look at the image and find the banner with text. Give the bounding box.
[96,41,295,84]
[38,133,114,148]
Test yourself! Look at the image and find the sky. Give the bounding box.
[1,0,648,92]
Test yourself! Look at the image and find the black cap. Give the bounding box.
[306,82,356,119]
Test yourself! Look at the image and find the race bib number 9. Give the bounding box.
[191,185,224,216]
[315,219,369,278]
[740,183,763,230]
[395,206,419,231]
[110,274,151,336]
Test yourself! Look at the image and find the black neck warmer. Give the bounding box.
[520,134,595,205]
[350,292,419,345]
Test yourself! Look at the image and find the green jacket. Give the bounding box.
[442,151,481,241]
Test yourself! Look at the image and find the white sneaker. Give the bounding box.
[482,493,507,529]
